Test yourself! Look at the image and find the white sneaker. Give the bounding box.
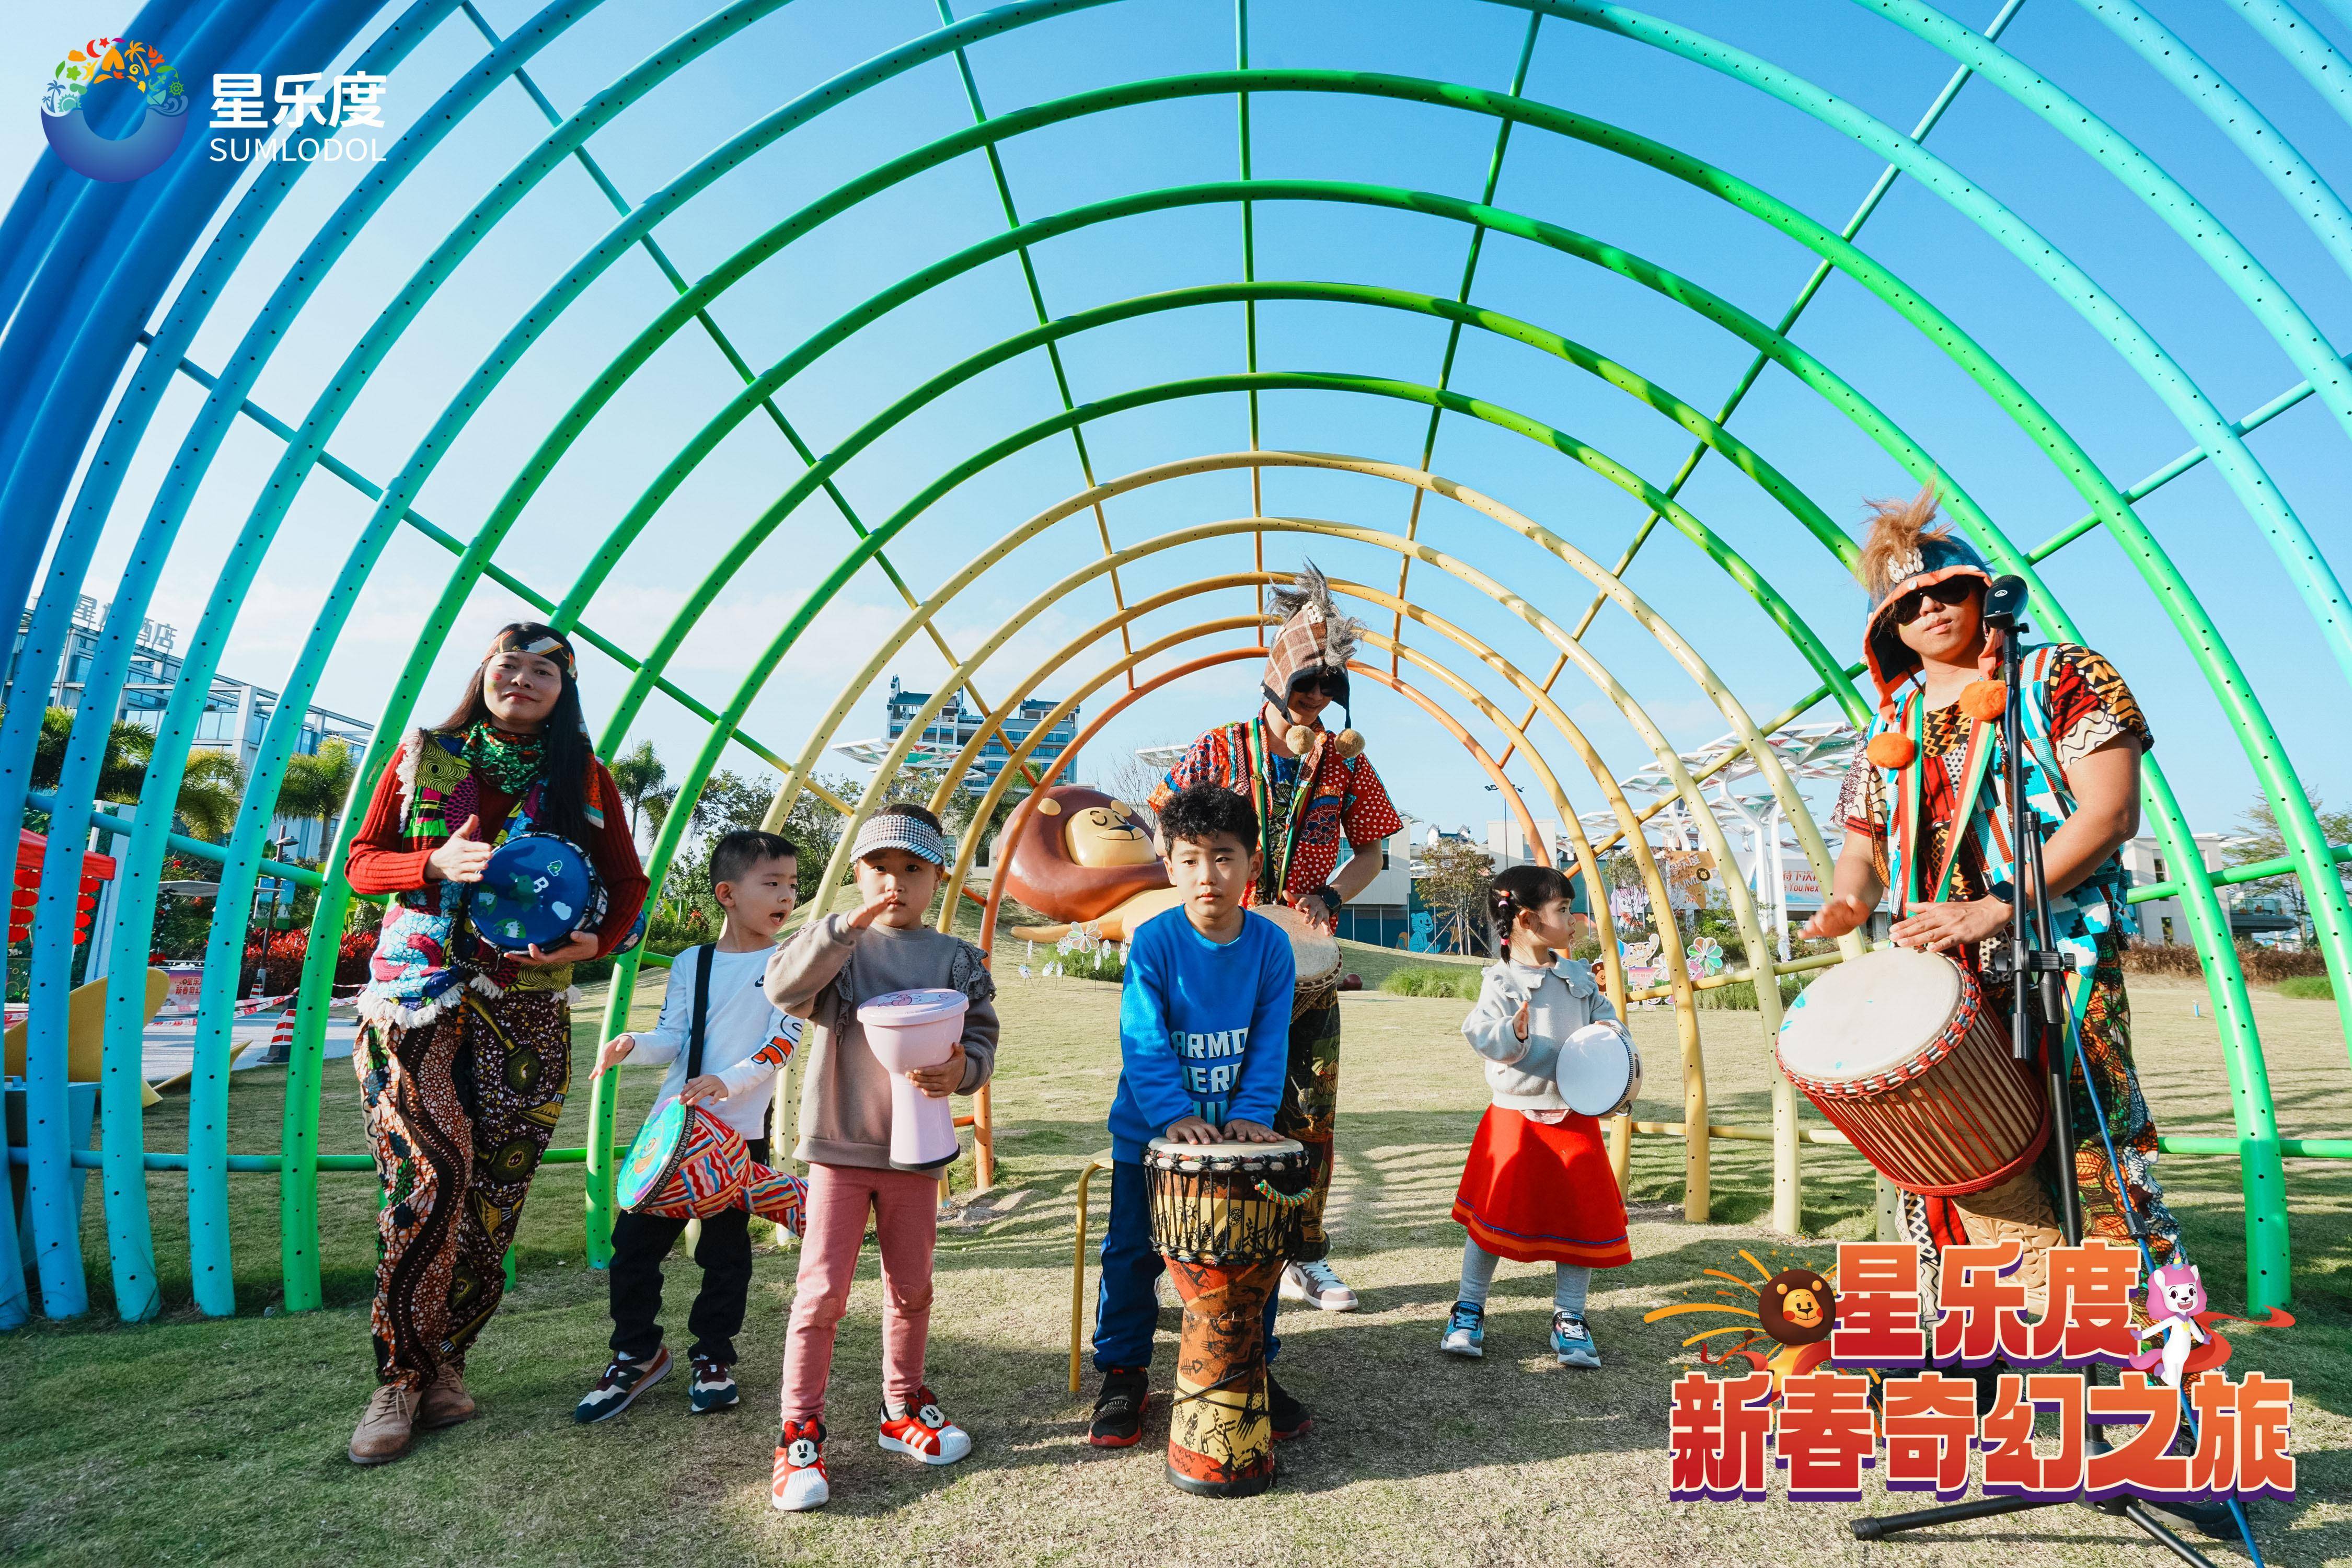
[1281,1259,1359,1312]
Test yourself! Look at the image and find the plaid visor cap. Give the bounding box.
[851,811,952,868]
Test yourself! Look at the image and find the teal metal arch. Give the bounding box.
[3,0,2346,1332]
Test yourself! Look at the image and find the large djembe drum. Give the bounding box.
[1143,1135,1311,1498]
[1252,904,1342,1018]
[1775,946,2063,1308]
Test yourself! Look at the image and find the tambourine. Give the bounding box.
[468,832,605,951]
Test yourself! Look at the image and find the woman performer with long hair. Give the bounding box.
[342,624,649,1465]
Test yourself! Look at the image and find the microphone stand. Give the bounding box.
[1849,592,2223,1565]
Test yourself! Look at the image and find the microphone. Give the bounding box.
[1981,573,2029,631]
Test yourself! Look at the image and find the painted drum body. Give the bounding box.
[1143,1136,1310,1498]
[614,1098,806,1233]
[1774,946,2047,1197]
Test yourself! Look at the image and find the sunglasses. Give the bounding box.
[1889,577,1978,625]
[1292,674,1346,698]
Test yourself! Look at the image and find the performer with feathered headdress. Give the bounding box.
[1802,485,2187,1328]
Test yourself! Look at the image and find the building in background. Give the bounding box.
[2117,834,2302,947]
[831,677,1077,790]
[20,599,373,863]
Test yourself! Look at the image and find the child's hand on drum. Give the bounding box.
[679,1074,729,1105]
[1221,1118,1281,1143]
[905,1041,965,1098]
[1163,1115,1221,1145]
[594,1034,636,1076]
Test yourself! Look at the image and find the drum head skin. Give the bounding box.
[855,988,969,1027]
[470,833,596,951]
[616,1098,687,1209]
[1145,1135,1307,1165]
[1248,906,1341,982]
[1777,947,1965,1081]
[1553,1021,1639,1117]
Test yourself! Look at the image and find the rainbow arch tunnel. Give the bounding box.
[4,0,2350,1328]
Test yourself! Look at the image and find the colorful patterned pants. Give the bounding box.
[354,987,571,1390]
[1275,990,1342,1263]
[1950,945,2181,1271]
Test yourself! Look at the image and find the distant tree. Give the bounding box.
[2225,790,2352,945]
[609,740,669,839]
[1418,837,1494,955]
[274,737,357,848]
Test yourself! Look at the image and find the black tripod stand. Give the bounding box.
[1848,578,2249,1564]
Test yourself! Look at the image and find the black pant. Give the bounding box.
[607,1137,768,1366]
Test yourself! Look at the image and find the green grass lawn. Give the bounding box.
[2,965,2347,1565]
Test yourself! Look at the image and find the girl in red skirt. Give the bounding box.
[1443,863,1634,1367]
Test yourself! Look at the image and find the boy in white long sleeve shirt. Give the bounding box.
[575,832,802,1422]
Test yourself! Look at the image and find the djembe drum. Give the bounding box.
[1144,1135,1311,1498]
[1775,945,2062,1309]
[616,1099,806,1236]
[1252,904,1343,1018]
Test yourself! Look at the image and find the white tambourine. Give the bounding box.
[1553,1020,1641,1119]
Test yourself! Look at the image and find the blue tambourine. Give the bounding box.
[467,833,605,952]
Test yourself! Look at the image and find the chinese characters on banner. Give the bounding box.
[206,73,388,163]
[1667,1241,2294,1505]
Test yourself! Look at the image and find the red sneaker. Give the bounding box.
[771,1418,829,1512]
[877,1385,972,1465]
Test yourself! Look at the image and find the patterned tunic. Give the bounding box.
[1149,719,1404,903]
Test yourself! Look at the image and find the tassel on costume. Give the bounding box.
[1866,731,1917,768]
[1958,681,2007,722]
[1332,728,1366,760]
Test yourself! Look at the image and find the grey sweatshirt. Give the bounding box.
[1461,957,1620,1111]
[764,913,999,1169]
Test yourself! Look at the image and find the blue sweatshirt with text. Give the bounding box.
[1108,906,1296,1162]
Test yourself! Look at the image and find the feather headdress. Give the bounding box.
[1263,559,1367,759]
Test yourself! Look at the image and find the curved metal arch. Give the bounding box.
[253,73,2324,1189]
[9,6,2324,1316]
[783,511,1836,1226]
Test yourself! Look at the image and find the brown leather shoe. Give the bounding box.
[349,1382,420,1466]
[418,1364,477,1431]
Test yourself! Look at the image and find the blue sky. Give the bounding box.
[10,0,2352,858]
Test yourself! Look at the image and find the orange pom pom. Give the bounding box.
[1866,731,1918,768]
[1958,680,2008,722]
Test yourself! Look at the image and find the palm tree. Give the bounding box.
[275,738,358,855]
[609,739,668,839]
[33,706,156,801]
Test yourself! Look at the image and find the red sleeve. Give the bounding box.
[342,752,435,895]
[1339,753,1404,849]
[586,758,649,956]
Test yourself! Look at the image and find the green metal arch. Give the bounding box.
[7,1,2342,1330]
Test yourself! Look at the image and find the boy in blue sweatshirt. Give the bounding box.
[1087,785,1302,1449]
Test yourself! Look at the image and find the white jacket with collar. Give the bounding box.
[1461,956,1620,1111]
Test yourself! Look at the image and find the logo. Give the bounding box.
[40,38,189,182]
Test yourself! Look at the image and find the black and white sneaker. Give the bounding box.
[573,1346,671,1424]
[689,1352,740,1414]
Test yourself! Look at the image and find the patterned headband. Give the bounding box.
[485,627,576,679]
[852,811,951,868]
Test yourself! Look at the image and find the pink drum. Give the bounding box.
[857,988,967,1172]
